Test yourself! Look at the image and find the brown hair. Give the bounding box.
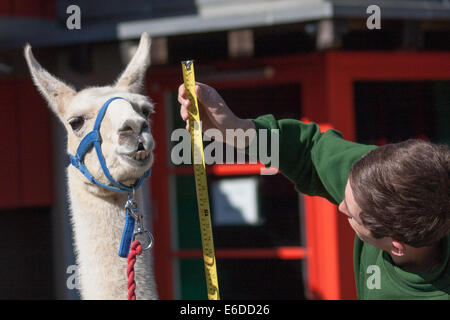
[349,139,450,247]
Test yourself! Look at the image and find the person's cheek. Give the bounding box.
[347,218,357,232]
[349,219,364,239]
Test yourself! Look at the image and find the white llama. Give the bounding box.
[24,33,158,299]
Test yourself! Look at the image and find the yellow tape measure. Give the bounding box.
[181,60,220,300]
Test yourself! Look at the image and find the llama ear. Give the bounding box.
[115,32,151,93]
[24,44,76,116]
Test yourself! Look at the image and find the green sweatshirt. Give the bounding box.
[251,114,450,300]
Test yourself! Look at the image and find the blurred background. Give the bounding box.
[0,0,449,300]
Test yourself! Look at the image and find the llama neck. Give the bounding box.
[67,167,156,299]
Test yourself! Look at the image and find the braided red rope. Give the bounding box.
[127,240,142,300]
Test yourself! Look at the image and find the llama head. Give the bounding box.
[24,32,155,189]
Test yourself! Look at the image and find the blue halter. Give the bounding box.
[69,97,151,193]
[69,97,152,258]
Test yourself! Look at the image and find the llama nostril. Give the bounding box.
[137,142,145,151]
[141,123,149,133]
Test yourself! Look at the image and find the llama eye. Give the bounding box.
[69,117,85,131]
[142,108,150,118]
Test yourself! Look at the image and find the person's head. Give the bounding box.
[338,139,450,256]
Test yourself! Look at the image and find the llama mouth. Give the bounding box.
[133,150,151,161]
[123,150,152,165]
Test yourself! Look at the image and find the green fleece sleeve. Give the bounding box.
[251,114,377,204]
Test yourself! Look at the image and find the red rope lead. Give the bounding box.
[127,240,142,300]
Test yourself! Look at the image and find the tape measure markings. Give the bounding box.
[181,60,220,300]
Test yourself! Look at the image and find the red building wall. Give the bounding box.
[0,79,53,209]
[0,0,55,18]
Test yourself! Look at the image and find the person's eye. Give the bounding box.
[69,117,85,131]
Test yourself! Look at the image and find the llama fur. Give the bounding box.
[24,33,158,300]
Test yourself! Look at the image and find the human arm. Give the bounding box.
[178,82,377,203]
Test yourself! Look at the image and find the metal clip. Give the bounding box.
[125,197,139,220]
[125,194,154,252]
[133,224,154,252]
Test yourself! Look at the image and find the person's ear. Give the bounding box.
[390,240,406,256]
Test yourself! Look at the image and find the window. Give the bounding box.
[354,81,450,145]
